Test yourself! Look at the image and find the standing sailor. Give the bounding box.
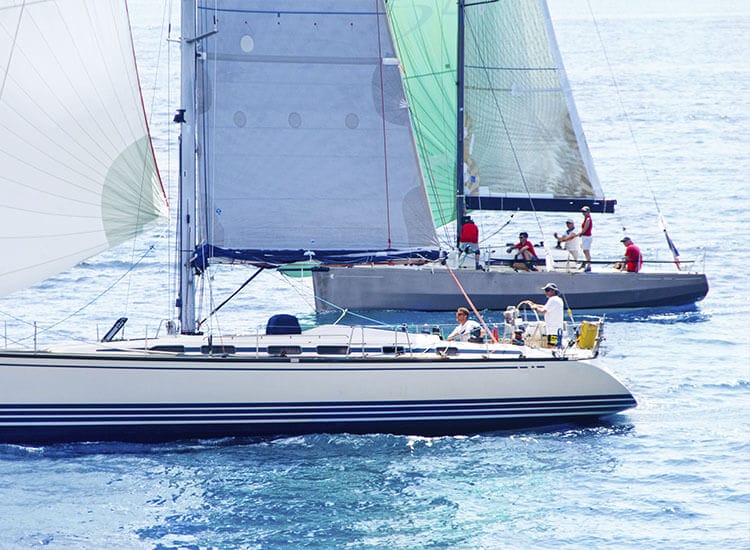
[458,216,482,270]
[523,283,564,347]
[555,219,581,261]
[580,206,593,272]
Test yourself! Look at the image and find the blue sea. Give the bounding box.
[1,1,748,548]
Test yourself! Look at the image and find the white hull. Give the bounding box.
[312,265,709,312]
[0,326,634,443]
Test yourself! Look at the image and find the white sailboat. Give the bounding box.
[0,0,634,444]
[311,0,709,313]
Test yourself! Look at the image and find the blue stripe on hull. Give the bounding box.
[0,395,636,443]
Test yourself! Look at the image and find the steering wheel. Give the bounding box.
[516,301,541,324]
[515,301,543,344]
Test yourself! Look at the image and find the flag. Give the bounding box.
[659,215,681,269]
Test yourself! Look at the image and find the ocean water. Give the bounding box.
[1,1,749,548]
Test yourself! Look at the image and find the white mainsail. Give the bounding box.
[193,1,438,262]
[0,1,167,296]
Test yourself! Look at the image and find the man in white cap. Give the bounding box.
[523,283,564,347]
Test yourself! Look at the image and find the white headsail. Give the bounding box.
[0,1,167,296]
[463,0,602,200]
[387,0,612,219]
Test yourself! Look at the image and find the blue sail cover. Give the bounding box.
[192,245,441,270]
[194,1,438,266]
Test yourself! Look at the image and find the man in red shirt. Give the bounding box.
[617,236,643,272]
[458,216,482,270]
[506,231,538,271]
[580,206,593,272]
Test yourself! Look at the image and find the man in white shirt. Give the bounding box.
[524,283,564,347]
[447,307,482,342]
[554,219,581,261]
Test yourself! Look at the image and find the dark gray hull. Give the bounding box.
[312,266,709,312]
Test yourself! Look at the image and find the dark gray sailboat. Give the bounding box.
[311,0,708,313]
[313,267,709,312]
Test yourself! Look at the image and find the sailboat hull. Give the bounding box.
[312,266,709,312]
[0,350,634,443]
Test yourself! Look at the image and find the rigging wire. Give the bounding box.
[124,0,173,322]
[197,267,264,329]
[478,210,518,244]
[164,0,176,323]
[374,0,393,249]
[276,271,319,313]
[0,239,167,345]
[194,2,221,335]
[445,265,498,343]
[584,1,681,268]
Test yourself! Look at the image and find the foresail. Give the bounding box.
[195,1,438,265]
[0,1,167,296]
[389,0,613,218]
[463,0,607,212]
[386,1,458,228]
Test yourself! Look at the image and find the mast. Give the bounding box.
[178,0,197,334]
[455,0,466,244]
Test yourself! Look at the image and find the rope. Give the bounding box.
[479,210,518,244]
[374,1,392,248]
[197,267,264,329]
[559,291,575,324]
[312,294,389,326]
[445,265,498,343]
[585,1,681,269]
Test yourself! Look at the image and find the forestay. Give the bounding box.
[0,1,167,296]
